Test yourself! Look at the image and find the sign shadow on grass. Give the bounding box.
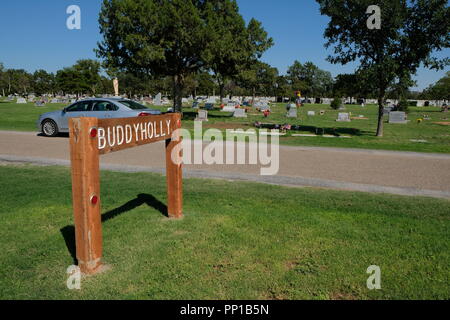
[60,193,167,264]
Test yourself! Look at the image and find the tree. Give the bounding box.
[202,0,250,102]
[32,70,55,95]
[274,75,292,99]
[97,0,209,112]
[286,60,333,97]
[333,72,377,101]
[421,71,450,100]
[238,61,278,101]
[0,63,6,96]
[317,0,450,136]
[3,69,33,95]
[55,59,101,96]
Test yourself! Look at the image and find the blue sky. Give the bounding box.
[0,0,448,90]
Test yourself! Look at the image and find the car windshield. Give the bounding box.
[119,100,148,110]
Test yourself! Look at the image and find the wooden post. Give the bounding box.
[69,117,103,274]
[165,113,183,218]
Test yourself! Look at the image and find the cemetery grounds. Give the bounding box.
[0,99,449,299]
[1,99,449,153]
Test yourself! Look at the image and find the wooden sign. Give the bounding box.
[69,113,183,274]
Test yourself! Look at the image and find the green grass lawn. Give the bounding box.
[1,99,450,153]
[0,164,448,300]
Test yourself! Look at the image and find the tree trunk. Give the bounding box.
[376,94,385,137]
[172,74,183,113]
[252,87,256,106]
[219,83,224,104]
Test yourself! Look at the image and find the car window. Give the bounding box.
[92,101,118,111]
[66,101,92,112]
[119,100,148,110]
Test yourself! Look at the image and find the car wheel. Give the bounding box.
[41,119,59,137]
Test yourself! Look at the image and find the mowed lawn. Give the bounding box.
[1,100,450,153]
[0,164,448,300]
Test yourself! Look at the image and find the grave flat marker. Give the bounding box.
[336,113,351,122]
[233,108,247,118]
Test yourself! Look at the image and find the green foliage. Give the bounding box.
[287,60,333,97]
[238,61,278,98]
[97,0,273,110]
[33,70,55,95]
[55,59,101,96]
[421,71,450,100]
[397,98,409,112]
[330,97,342,110]
[202,1,251,100]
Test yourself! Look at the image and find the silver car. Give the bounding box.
[37,98,162,137]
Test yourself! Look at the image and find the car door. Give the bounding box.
[60,100,93,130]
[91,100,119,119]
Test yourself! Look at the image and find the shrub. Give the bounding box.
[397,99,409,112]
[330,97,342,110]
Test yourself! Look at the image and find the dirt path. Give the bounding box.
[1,130,449,198]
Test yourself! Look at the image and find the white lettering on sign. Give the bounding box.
[97,120,172,150]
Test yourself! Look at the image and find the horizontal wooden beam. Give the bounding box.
[97,113,179,155]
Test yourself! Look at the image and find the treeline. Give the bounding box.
[0,59,335,98]
[2,59,447,101]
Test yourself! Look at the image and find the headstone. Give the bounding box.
[35,101,46,107]
[389,111,407,124]
[307,111,315,116]
[222,105,236,112]
[286,103,296,110]
[287,107,297,118]
[223,98,230,104]
[320,110,325,116]
[154,93,162,106]
[259,103,270,112]
[16,97,26,104]
[192,101,200,109]
[207,97,216,104]
[182,98,189,104]
[205,103,214,110]
[233,108,247,118]
[336,113,351,122]
[195,109,208,121]
[51,98,59,104]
